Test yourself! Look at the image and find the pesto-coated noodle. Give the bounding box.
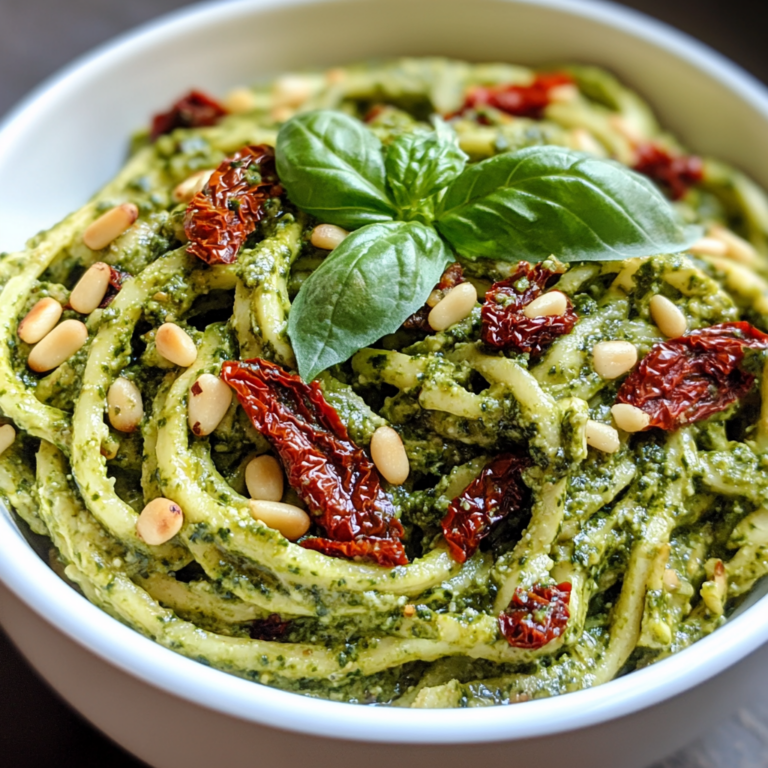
[3,58,768,708]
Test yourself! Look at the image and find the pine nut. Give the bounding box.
[548,84,579,103]
[689,236,728,256]
[649,294,687,338]
[83,203,139,250]
[610,114,644,145]
[28,319,88,372]
[611,403,651,433]
[523,290,568,318]
[245,455,284,501]
[426,288,443,307]
[249,499,310,541]
[709,224,760,265]
[649,619,672,645]
[107,378,144,433]
[223,87,255,114]
[326,68,346,85]
[273,75,312,108]
[101,435,120,460]
[70,262,111,314]
[428,282,478,332]
[701,558,727,615]
[585,420,620,453]
[172,170,213,203]
[370,426,409,485]
[271,106,296,123]
[155,323,197,367]
[0,424,16,456]
[18,298,62,344]
[188,373,232,436]
[663,568,680,592]
[571,128,605,157]
[136,497,184,545]
[592,340,638,379]
[311,224,348,251]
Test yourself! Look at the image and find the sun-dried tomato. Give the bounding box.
[441,453,530,563]
[98,266,131,308]
[363,104,388,123]
[481,262,577,355]
[184,145,282,265]
[300,537,408,567]
[403,262,465,332]
[150,90,228,141]
[450,73,574,120]
[249,614,291,641]
[498,582,572,649]
[633,142,703,200]
[220,358,407,567]
[616,321,768,430]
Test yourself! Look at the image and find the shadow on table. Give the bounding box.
[0,627,146,767]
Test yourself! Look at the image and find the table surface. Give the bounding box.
[1,1,767,765]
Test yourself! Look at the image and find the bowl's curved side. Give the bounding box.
[1,0,768,757]
[5,575,768,768]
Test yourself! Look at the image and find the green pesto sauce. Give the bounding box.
[1,57,768,709]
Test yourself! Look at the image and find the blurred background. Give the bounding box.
[0,0,766,766]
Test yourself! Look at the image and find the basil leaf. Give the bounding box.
[288,221,452,381]
[385,120,467,218]
[276,111,397,229]
[435,145,701,262]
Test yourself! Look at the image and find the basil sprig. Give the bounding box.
[275,110,397,228]
[288,222,452,381]
[435,147,699,262]
[385,118,468,222]
[276,110,701,381]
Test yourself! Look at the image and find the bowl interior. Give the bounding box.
[2,0,768,746]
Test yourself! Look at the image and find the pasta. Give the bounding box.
[2,57,768,708]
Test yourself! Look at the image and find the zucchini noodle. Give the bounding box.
[3,57,768,707]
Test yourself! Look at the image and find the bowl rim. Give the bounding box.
[2,0,768,746]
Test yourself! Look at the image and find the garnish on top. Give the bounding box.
[274,110,700,381]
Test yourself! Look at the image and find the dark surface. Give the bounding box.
[0,628,145,767]
[0,1,767,766]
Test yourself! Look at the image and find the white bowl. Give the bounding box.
[2,2,768,767]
